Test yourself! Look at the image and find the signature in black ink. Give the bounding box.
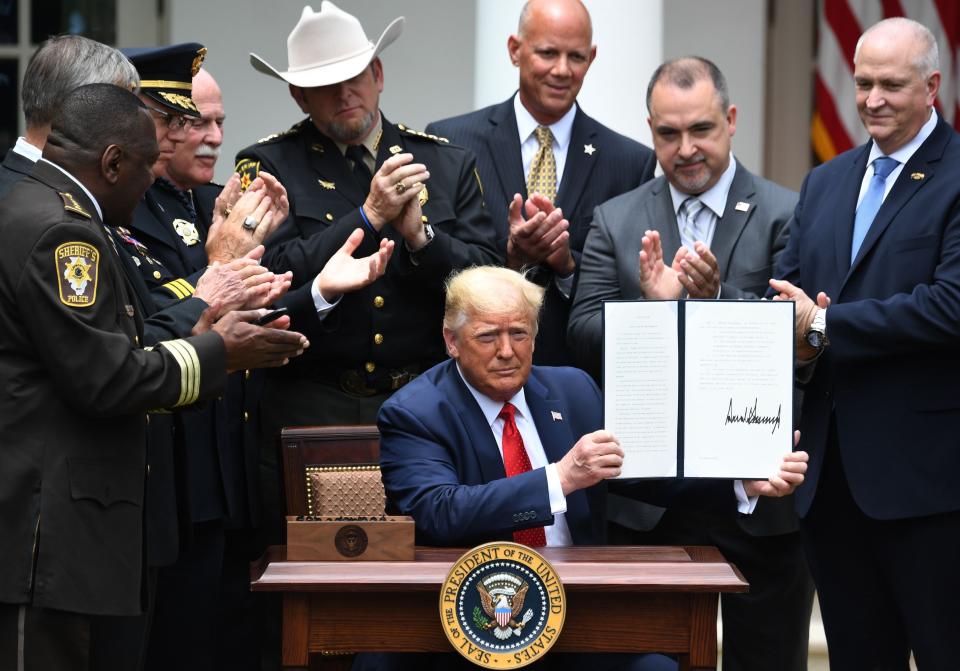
[725,398,781,434]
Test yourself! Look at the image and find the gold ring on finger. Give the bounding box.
[395,181,407,194]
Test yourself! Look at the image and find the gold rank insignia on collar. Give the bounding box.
[911,172,925,181]
[318,179,336,190]
[59,192,91,218]
[172,218,200,245]
[56,241,99,308]
[371,128,383,154]
[389,145,402,155]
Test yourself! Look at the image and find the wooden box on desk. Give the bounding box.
[286,515,415,561]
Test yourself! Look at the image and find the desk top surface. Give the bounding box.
[251,545,748,593]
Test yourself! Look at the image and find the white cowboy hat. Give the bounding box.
[250,1,404,88]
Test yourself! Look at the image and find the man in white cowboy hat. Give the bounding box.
[235,3,500,433]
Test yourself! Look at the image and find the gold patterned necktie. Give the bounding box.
[526,125,557,203]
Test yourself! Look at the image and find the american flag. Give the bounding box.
[813,0,960,162]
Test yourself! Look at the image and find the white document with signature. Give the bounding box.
[603,299,794,479]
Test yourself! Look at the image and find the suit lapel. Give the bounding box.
[711,163,756,278]
[555,107,598,215]
[833,146,870,280]
[650,178,683,256]
[846,119,950,283]
[524,371,592,542]
[486,98,528,203]
[437,362,508,485]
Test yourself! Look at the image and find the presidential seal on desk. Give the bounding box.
[440,542,566,668]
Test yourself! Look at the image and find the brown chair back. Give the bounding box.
[280,425,383,517]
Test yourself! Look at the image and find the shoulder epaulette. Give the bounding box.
[257,119,308,144]
[397,122,449,144]
[59,192,91,219]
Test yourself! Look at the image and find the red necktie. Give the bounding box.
[499,402,547,547]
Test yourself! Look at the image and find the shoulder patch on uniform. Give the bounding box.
[397,123,449,144]
[235,158,261,191]
[59,192,91,219]
[56,241,99,308]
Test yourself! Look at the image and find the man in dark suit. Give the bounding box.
[426,0,655,366]
[769,18,960,669]
[568,58,813,671]
[377,266,807,670]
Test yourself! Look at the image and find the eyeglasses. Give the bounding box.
[144,104,190,130]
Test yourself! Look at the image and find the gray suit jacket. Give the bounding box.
[568,160,798,536]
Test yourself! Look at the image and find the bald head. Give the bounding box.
[518,0,592,43]
[853,17,940,155]
[509,0,596,125]
[854,17,938,77]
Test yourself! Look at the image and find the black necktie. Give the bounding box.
[345,144,373,194]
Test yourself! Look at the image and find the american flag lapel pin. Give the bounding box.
[551,411,563,422]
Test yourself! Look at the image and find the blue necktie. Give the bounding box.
[851,156,898,263]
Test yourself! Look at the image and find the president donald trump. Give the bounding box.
[380,266,805,546]
[375,266,806,669]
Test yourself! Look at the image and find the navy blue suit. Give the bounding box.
[774,114,960,668]
[380,360,606,547]
[375,360,686,671]
[427,97,656,366]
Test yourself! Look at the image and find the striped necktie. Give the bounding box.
[679,196,705,248]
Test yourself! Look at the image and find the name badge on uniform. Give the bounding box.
[172,218,200,246]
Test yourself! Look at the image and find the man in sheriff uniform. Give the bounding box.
[0,83,308,671]
[235,2,501,426]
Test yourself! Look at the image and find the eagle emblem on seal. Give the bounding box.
[477,573,535,640]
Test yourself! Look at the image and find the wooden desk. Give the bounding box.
[251,545,747,671]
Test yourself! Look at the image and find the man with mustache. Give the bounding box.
[123,48,393,670]
[568,57,813,671]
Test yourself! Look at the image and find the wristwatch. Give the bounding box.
[804,308,829,351]
[406,223,435,265]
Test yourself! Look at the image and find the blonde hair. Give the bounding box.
[444,266,545,335]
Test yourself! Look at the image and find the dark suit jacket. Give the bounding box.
[427,96,656,366]
[568,162,797,536]
[378,359,734,547]
[0,161,225,615]
[774,116,960,520]
[378,360,605,547]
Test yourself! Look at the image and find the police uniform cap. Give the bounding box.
[123,42,206,118]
